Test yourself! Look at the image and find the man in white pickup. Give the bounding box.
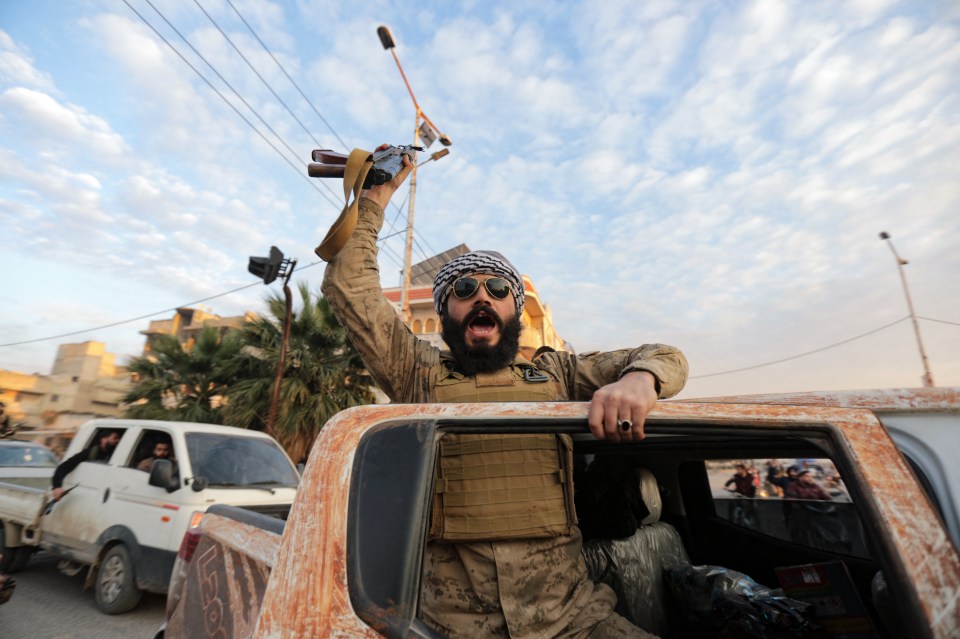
[137,440,173,473]
[51,428,121,501]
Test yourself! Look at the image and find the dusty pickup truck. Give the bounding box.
[0,418,300,613]
[160,389,960,638]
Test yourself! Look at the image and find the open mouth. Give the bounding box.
[467,311,499,338]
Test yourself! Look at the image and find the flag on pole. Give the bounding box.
[419,120,439,148]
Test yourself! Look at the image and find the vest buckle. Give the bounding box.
[522,366,549,383]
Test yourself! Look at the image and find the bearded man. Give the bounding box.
[51,429,122,501]
[321,148,688,638]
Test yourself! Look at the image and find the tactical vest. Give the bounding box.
[428,359,577,542]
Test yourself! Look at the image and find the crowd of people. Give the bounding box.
[722,458,846,502]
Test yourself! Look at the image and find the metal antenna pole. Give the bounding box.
[378,25,451,324]
[880,232,934,387]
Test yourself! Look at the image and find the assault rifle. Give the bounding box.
[307,145,422,188]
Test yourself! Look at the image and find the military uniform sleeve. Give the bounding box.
[321,197,438,402]
[539,344,688,401]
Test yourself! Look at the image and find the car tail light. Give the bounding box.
[188,510,204,529]
[178,528,202,563]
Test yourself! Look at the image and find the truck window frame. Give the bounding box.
[81,427,128,464]
[346,417,931,639]
[125,428,175,470]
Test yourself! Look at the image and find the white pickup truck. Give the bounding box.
[0,418,300,614]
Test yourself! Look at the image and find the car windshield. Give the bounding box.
[0,444,59,467]
[185,433,299,487]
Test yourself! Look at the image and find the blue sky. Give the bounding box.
[1,0,958,398]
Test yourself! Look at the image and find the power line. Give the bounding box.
[122,0,341,211]
[377,239,406,270]
[143,0,331,191]
[4,5,414,352]
[192,0,330,154]
[411,234,432,263]
[225,0,348,149]
[141,0,297,162]
[1,283,259,348]
[690,316,911,379]
[0,261,323,348]
[919,316,960,327]
[135,1,435,264]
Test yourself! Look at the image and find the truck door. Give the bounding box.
[43,428,128,562]
[106,428,180,553]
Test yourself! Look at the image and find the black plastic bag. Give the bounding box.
[664,565,826,638]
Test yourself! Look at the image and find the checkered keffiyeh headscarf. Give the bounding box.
[433,250,525,316]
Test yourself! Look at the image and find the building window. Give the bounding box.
[412,320,423,334]
[425,318,436,333]
[72,376,79,382]
[51,395,59,402]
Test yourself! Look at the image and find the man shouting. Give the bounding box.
[321,147,688,638]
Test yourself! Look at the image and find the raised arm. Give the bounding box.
[320,151,437,402]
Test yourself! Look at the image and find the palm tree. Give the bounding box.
[123,326,243,424]
[221,282,375,462]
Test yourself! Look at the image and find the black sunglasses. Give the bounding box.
[452,276,512,301]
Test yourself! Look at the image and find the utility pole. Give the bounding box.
[248,246,298,435]
[879,231,934,387]
[377,25,452,322]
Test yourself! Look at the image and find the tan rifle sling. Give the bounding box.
[314,148,375,261]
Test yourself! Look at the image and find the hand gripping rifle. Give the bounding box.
[307,145,422,188]
[42,484,78,516]
[307,145,421,262]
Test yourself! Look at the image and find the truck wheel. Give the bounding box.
[0,527,31,573]
[95,544,143,614]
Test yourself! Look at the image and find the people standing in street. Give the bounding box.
[724,463,757,498]
[0,402,13,438]
[785,469,832,501]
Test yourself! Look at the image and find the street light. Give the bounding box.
[248,246,298,435]
[879,231,935,387]
[377,25,452,322]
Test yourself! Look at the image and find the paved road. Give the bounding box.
[0,553,165,639]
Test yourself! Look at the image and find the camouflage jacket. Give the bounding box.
[321,197,689,403]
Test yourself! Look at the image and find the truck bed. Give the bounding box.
[163,399,960,638]
[0,480,47,532]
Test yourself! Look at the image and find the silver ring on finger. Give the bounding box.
[617,419,632,432]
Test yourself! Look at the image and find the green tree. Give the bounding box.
[221,282,375,462]
[122,326,242,424]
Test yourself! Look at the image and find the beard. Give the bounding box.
[441,305,523,376]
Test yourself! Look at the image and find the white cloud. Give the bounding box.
[0,88,127,162]
[0,30,57,92]
[0,0,957,397]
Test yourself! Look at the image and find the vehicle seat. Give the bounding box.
[582,468,690,637]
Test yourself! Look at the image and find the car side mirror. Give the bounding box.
[149,459,180,493]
